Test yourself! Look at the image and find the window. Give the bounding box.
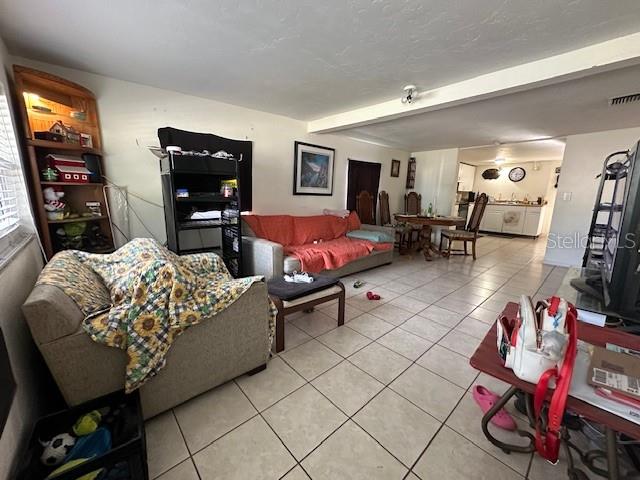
[0,83,34,264]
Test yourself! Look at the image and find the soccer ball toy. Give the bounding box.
[40,433,75,466]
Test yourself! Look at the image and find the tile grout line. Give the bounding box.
[232,376,315,480]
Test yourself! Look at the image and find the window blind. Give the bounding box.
[0,90,21,238]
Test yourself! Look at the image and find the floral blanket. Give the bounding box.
[37,238,275,392]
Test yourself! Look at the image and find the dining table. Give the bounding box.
[393,214,466,261]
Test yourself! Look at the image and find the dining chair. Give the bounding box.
[439,193,488,260]
[379,190,411,249]
[356,190,375,225]
[404,191,422,245]
[404,192,422,214]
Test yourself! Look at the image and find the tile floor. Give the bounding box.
[145,234,599,480]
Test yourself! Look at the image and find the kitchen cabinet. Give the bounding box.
[501,209,526,234]
[457,163,476,192]
[469,204,546,236]
[523,208,544,236]
[481,208,505,232]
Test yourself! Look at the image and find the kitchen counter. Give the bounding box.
[468,203,547,236]
[470,202,546,207]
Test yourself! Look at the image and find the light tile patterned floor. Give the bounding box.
[145,235,595,480]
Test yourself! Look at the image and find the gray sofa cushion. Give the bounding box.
[283,255,302,273]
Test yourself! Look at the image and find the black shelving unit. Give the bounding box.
[160,150,242,277]
[582,150,630,271]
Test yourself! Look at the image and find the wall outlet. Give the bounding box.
[561,192,572,201]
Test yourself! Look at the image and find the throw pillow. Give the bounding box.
[346,229,394,243]
[347,211,361,231]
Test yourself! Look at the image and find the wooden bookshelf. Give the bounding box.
[13,65,114,259]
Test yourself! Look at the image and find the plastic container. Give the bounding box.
[17,390,148,480]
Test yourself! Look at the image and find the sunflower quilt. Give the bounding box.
[37,238,275,392]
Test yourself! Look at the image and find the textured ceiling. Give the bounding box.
[342,64,640,151]
[459,139,565,166]
[2,0,640,120]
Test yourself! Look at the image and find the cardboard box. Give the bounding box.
[588,346,640,400]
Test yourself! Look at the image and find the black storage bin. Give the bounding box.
[18,390,148,480]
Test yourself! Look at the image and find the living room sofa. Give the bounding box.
[22,254,272,419]
[242,213,394,280]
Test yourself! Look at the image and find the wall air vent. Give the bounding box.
[609,93,640,106]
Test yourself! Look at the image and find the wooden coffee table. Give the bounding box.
[269,281,345,353]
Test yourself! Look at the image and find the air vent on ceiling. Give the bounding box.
[609,93,640,106]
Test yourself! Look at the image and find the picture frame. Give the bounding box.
[391,159,401,177]
[293,141,335,195]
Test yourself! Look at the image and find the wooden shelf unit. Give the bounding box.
[13,65,114,259]
[27,138,103,155]
[47,215,109,224]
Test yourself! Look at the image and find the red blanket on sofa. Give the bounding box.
[244,213,392,273]
[285,237,383,273]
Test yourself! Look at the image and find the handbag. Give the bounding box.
[496,295,578,463]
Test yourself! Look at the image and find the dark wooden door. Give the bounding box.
[346,160,381,223]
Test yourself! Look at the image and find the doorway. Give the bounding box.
[346,160,381,221]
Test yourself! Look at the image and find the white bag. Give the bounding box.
[496,295,579,463]
[497,295,571,384]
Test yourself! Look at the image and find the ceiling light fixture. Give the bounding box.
[401,85,418,104]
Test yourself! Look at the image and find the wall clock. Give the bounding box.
[508,167,526,182]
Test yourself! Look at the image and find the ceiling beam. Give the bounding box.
[307,32,640,134]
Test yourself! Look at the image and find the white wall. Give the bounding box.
[473,160,562,234]
[12,57,410,246]
[545,126,640,266]
[473,160,561,202]
[411,148,459,216]
[0,37,46,480]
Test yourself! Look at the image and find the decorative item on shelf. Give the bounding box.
[390,159,401,177]
[55,222,87,249]
[31,104,52,114]
[293,141,335,196]
[80,133,93,148]
[70,110,87,121]
[34,131,64,143]
[41,166,58,182]
[49,121,79,144]
[221,179,237,197]
[221,184,234,198]
[43,187,67,220]
[81,153,103,183]
[47,154,92,183]
[85,201,102,217]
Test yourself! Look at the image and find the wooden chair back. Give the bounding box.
[467,193,488,233]
[356,190,375,225]
[378,191,391,225]
[404,192,421,214]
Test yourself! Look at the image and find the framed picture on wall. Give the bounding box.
[391,159,401,177]
[293,141,335,195]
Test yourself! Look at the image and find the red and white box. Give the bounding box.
[47,154,92,183]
